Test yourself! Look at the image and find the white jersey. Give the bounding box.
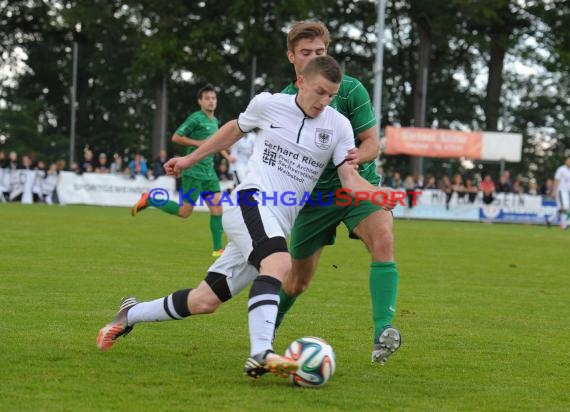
[231,132,256,168]
[235,92,355,233]
[554,165,570,192]
[230,132,256,185]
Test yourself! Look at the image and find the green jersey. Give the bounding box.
[175,110,219,179]
[281,74,379,190]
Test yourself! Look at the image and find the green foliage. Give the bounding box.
[0,0,568,181]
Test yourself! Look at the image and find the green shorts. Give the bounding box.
[181,175,221,204]
[289,195,383,260]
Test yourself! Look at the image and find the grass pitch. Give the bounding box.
[0,203,568,411]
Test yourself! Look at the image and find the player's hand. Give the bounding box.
[380,187,397,211]
[163,157,180,177]
[164,156,194,178]
[345,148,359,169]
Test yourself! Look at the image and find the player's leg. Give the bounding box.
[204,189,224,256]
[276,203,341,329]
[131,175,197,217]
[229,190,298,378]
[276,249,323,328]
[246,252,298,378]
[96,243,250,352]
[350,206,401,364]
[96,283,218,352]
[557,190,569,229]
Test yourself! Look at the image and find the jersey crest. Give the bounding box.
[315,128,333,150]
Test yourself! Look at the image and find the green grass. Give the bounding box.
[0,203,568,411]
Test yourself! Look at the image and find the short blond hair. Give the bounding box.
[287,21,331,52]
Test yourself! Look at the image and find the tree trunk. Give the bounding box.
[485,30,507,132]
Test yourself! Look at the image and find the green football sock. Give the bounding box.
[369,261,399,340]
[210,215,223,250]
[157,200,180,216]
[276,288,297,328]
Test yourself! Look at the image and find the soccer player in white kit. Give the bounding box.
[553,156,570,229]
[229,131,255,186]
[97,56,397,379]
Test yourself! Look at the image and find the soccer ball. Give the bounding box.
[285,336,336,387]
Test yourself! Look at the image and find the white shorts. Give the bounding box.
[207,190,288,298]
[557,189,570,211]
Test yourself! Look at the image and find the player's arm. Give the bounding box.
[165,120,244,177]
[353,127,380,164]
[171,133,203,148]
[219,149,235,163]
[336,161,397,211]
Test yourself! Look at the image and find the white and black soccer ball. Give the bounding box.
[285,336,336,387]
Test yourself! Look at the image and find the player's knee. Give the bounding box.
[191,298,221,314]
[178,208,193,218]
[284,270,311,296]
[366,225,394,257]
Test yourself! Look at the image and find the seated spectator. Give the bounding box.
[540,178,554,198]
[95,153,110,173]
[512,178,524,195]
[110,154,123,175]
[5,151,19,170]
[452,173,466,201]
[479,174,496,204]
[496,172,512,193]
[81,149,94,173]
[439,175,453,210]
[128,153,148,178]
[424,175,437,189]
[390,171,403,188]
[464,178,478,203]
[528,179,538,196]
[415,174,425,190]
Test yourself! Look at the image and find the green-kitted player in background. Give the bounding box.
[276,21,401,365]
[132,84,227,257]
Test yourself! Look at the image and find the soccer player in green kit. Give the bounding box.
[276,21,401,365]
[131,84,226,257]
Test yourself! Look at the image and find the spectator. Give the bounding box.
[95,153,110,173]
[153,149,168,178]
[21,155,33,170]
[540,178,555,199]
[128,153,148,178]
[424,175,437,189]
[390,171,403,188]
[496,172,512,193]
[512,178,524,195]
[6,151,19,170]
[110,154,123,175]
[415,174,425,190]
[81,149,94,173]
[479,174,496,204]
[464,178,478,203]
[528,179,538,196]
[452,173,466,202]
[55,159,66,173]
[439,175,453,210]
